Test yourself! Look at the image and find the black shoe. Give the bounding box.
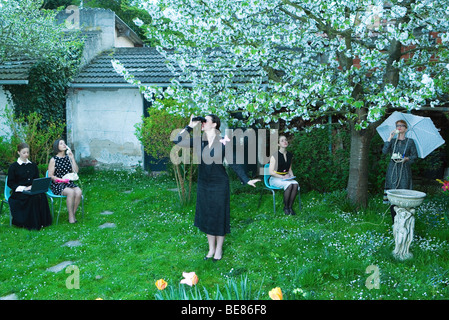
[289,208,297,216]
[283,207,290,215]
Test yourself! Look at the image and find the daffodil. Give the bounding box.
[180,272,199,286]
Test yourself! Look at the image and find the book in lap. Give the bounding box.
[22,177,51,195]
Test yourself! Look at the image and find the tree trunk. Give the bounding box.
[347,123,376,208]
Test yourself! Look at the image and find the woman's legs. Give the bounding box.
[62,187,82,223]
[283,184,298,215]
[206,234,216,258]
[206,234,225,260]
[214,236,224,260]
[287,184,298,214]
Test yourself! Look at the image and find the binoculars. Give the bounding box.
[192,116,207,123]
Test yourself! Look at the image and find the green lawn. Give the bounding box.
[1,169,448,300]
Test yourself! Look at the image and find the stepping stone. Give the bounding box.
[0,294,18,300]
[99,222,116,229]
[47,261,73,273]
[100,210,114,215]
[63,240,82,247]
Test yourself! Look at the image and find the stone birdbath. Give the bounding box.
[386,189,426,261]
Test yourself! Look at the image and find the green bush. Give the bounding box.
[135,101,196,205]
[0,105,65,173]
[289,124,351,193]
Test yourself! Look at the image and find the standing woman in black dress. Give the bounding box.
[48,139,82,224]
[173,115,260,261]
[7,143,52,230]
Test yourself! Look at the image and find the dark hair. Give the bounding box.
[17,142,29,152]
[207,114,221,131]
[52,139,63,155]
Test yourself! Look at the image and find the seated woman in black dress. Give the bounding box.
[48,139,82,224]
[268,135,299,215]
[7,143,52,230]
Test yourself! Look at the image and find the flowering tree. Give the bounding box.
[0,0,78,63]
[116,0,449,206]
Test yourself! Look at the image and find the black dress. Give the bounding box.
[7,161,52,230]
[174,127,250,236]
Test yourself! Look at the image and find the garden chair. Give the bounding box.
[257,163,301,214]
[1,177,12,226]
[46,171,84,224]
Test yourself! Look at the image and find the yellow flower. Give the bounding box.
[155,279,168,290]
[269,287,283,300]
[180,272,199,286]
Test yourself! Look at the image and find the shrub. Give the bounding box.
[289,124,350,193]
[135,101,195,205]
[0,105,65,174]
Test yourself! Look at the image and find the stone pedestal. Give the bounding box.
[392,206,415,260]
[387,189,426,261]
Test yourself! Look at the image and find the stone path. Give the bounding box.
[63,240,82,247]
[46,261,74,273]
[99,222,116,229]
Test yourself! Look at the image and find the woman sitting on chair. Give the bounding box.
[268,135,299,215]
[48,139,82,224]
[7,143,52,230]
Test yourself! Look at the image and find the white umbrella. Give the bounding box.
[376,111,445,158]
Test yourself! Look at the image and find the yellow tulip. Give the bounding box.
[269,287,283,300]
[155,279,168,290]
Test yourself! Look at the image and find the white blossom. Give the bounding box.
[116,0,449,128]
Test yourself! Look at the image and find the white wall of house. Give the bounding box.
[0,86,12,138]
[66,87,144,169]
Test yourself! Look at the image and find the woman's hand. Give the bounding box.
[247,179,261,187]
[188,115,201,128]
[66,148,74,158]
[388,129,398,142]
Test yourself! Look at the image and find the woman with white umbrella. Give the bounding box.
[382,119,418,221]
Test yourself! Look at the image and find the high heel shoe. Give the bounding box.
[204,255,213,260]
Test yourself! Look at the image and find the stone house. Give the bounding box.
[0,8,175,170]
